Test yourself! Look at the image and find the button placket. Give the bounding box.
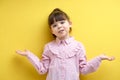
[60,58,66,80]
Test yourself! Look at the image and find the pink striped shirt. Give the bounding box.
[27,37,102,80]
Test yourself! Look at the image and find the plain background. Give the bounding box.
[0,0,120,80]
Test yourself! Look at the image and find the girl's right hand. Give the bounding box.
[16,49,30,56]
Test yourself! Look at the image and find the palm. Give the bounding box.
[100,54,115,61]
[16,50,28,56]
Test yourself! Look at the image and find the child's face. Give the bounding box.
[50,20,72,40]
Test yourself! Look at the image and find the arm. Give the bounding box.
[79,54,101,75]
[27,51,50,74]
[78,44,114,75]
[16,46,50,74]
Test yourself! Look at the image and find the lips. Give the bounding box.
[58,30,64,33]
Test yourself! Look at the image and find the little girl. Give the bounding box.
[16,8,115,80]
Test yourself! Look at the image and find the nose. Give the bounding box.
[57,23,62,29]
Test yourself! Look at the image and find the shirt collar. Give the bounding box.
[56,36,74,45]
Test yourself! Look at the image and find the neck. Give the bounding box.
[57,34,70,40]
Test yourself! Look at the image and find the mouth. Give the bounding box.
[58,30,64,33]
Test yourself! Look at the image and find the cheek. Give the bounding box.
[50,28,54,34]
[51,28,57,34]
[64,26,70,31]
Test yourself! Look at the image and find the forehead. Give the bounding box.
[52,20,69,25]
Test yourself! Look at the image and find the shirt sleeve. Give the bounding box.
[27,45,50,74]
[78,43,102,75]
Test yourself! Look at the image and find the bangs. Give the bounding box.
[49,13,67,26]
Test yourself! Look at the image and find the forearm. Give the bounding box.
[27,52,47,74]
[80,56,102,75]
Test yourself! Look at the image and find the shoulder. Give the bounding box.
[43,40,57,51]
[77,41,85,47]
[73,39,85,47]
[42,40,56,56]
[73,39,86,52]
[44,40,56,47]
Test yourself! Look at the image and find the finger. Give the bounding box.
[111,56,115,60]
[16,50,21,54]
[16,50,24,55]
[108,56,115,61]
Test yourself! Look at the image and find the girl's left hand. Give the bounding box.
[99,54,115,61]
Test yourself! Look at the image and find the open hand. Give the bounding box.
[99,54,115,61]
[16,49,30,56]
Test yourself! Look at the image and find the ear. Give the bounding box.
[69,21,72,27]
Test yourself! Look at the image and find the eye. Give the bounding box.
[60,21,65,24]
[52,24,57,28]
